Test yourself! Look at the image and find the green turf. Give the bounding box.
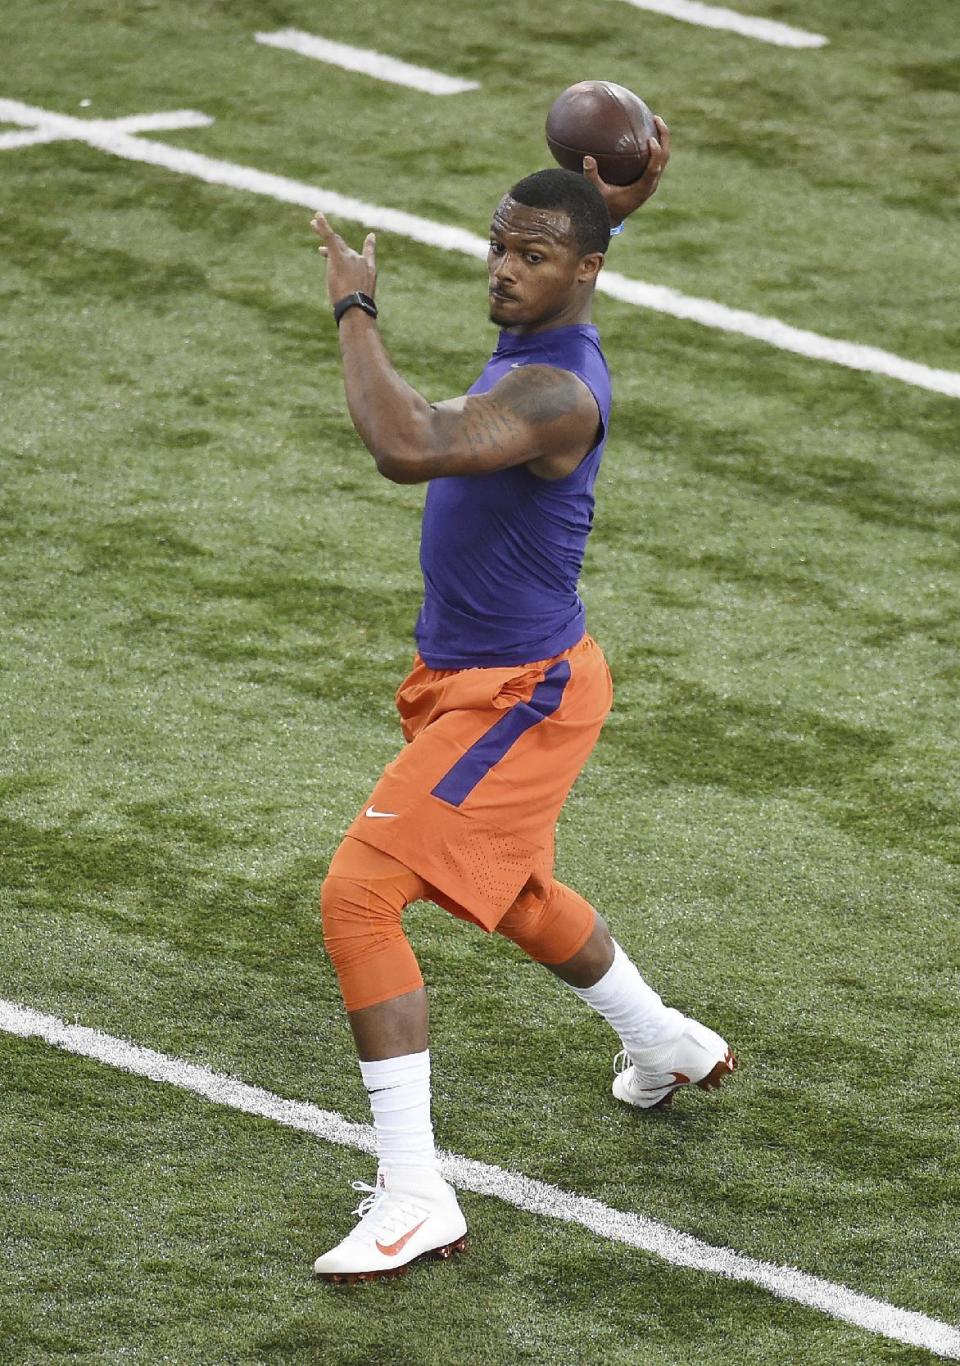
[2,0,959,1361]
[5,1034,943,1366]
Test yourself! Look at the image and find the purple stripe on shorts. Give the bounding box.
[430,659,572,808]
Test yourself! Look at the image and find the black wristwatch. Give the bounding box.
[333,291,378,325]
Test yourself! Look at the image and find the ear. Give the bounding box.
[577,251,605,284]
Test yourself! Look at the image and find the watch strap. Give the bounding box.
[333,291,378,325]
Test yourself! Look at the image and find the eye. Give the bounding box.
[525,253,543,264]
[488,240,505,255]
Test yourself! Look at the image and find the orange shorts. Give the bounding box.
[344,633,613,931]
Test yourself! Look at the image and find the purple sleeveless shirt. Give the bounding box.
[415,323,612,669]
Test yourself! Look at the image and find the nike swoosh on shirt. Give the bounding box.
[376,1218,427,1257]
[365,806,398,818]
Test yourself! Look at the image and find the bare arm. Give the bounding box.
[311,212,599,484]
[338,328,597,483]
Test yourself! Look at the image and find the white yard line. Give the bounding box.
[255,30,479,95]
[2,997,959,1359]
[103,111,216,133]
[1,96,957,400]
[596,269,960,396]
[0,109,212,151]
[617,0,827,47]
[0,128,63,149]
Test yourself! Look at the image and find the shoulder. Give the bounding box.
[523,329,611,415]
[491,364,597,427]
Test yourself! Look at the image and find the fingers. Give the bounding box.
[310,209,336,242]
[582,154,604,189]
[647,116,671,174]
[311,214,333,255]
[653,115,671,162]
[308,213,376,308]
[310,214,377,265]
[643,140,665,179]
[636,116,670,192]
[581,121,669,190]
[311,212,345,259]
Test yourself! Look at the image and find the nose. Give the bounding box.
[491,252,517,289]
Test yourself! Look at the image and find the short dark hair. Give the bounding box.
[507,168,611,256]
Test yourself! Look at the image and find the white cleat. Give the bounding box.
[313,1165,468,1284]
[612,1016,737,1110]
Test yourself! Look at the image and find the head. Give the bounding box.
[487,168,610,333]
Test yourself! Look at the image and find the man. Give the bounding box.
[309,126,735,1284]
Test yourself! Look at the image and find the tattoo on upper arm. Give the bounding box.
[458,400,523,455]
[497,366,585,425]
[429,365,591,470]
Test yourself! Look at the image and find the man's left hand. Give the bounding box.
[311,211,377,308]
[583,115,671,229]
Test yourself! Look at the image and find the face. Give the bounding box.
[487,196,602,333]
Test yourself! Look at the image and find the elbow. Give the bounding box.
[373,447,431,485]
[370,407,442,483]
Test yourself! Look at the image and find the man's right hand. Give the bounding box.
[582,115,671,228]
[311,212,377,309]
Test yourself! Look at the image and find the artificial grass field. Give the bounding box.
[1,0,959,1361]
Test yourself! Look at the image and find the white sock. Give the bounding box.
[359,1049,439,1174]
[568,941,682,1054]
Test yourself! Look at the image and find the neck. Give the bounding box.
[502,297,594,337]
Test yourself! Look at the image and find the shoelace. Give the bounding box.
[350,1180,383,1221]
[347,1180,429,1248]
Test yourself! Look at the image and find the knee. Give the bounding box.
[319,871,351,946]
[497,881,596,965]
[320,836,426,972]
[318,849,427,1011]
[319,872,352,962]
[320,872,403,964]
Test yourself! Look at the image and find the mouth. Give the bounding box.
[489,288,518,304]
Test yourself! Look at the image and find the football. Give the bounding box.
[546,81,657,186]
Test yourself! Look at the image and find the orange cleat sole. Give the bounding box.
[317,1236,469,1285]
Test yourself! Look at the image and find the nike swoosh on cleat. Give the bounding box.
[365,806,399,818]
[376,1218,427,1257]
[642,1071,690,1093]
